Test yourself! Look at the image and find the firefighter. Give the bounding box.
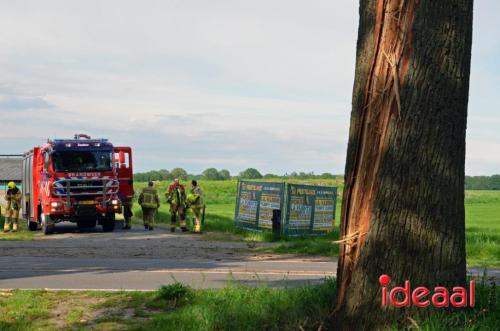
[187,180,204,234]
[4,181,22,232]
[122,199,133,230]
[138,181,159,230]
[165,178,188,232]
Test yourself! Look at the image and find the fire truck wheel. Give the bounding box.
[41,214,55,235]
[28,221,38,231]
[102,213,115,232]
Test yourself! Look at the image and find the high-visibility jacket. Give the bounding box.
[5,188,22,211]
[188,186,204,208]
[166,184,186,207]
[138,187,160,209]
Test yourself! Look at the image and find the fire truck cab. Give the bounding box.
[22,134,133,234]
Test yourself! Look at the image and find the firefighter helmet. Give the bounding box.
[7,181,16,189]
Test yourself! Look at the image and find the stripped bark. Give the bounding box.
[333,0,473,329]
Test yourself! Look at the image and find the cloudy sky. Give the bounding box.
[0,1,498,175]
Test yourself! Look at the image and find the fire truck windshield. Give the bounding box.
[52,150,112,172]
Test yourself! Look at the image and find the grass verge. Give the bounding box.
[0,215,35,241]
[0,280,337,331]
[0,277,498,331]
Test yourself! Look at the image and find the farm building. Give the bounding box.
[0,155,23,190]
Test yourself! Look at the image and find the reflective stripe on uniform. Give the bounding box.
[141,192,157,208]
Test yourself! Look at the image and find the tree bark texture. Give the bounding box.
[334,0,473,329]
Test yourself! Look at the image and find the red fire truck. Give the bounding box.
[21,134,133,234]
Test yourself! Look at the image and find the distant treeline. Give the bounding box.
[133,167,341,182]
[465,175,500,190]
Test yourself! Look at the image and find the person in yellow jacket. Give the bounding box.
[4,181,22,232]
[138,181,160,230]
[187,180,204,234]
[165,178,188,232]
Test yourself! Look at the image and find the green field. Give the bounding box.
[465,191,500,266]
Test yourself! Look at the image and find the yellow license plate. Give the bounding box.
[79,200,95,205]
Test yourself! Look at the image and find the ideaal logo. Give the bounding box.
[379,274,475,308]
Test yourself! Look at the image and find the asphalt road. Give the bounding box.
[0,256,337,290]
[0,221,337,290]
[0,222,497,290]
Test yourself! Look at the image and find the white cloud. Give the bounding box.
[0,0,498,174]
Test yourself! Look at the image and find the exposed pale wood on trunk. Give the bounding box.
[333,0,473,329]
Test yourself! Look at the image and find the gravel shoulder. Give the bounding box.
[0,221,331,263]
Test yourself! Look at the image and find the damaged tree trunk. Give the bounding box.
[333,0,473,329]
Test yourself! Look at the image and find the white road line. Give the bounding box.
[1,268,336,276]
[143,269,336,276]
